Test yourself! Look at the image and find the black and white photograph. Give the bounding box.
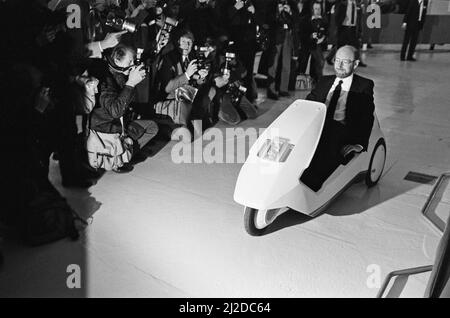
[0,0,449,301]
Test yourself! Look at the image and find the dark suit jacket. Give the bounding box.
[403,0,428,30]
[334,0,362,34]
[306,74,375,150]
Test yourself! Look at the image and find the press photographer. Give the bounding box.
[88,44,159,173]
[225,0,258,103]
[155,30,213,135]
[212,43,258,125]
[265,0,299,100]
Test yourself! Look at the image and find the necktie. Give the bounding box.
[327,80,343,122]
[350,1,355,25]
[183,57,189,72]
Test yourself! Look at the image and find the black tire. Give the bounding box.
[244,207,268,236]
[365,138,386,187]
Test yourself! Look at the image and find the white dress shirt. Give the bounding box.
[418,0,424,22]
[325,74,354,124]
[342,0,357,27]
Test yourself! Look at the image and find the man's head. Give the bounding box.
[334,45,359,78]
[178,30,194,56]
[110,44,136,75]
[312,2,322,16]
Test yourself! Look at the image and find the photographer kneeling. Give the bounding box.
[213,49,258,125]
[88,44,159,173]
[155,30,211,137]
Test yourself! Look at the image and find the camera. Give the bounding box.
[105,11,137,33]
[155,0,168,16]
[194,46,211,71]
[223,52,236,77]
[226,81,247,105]
[135,48,151,74]
[155,16,178,53]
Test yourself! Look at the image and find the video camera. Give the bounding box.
[105,11,137,33]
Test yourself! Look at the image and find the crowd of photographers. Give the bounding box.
[0,0,373,246]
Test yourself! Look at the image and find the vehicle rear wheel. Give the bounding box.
[366,138,386,187]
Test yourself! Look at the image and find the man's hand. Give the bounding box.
[341,144,363,158]
[214,74,230,88]
[401,22,407,30]
[247,4,255,14]
[100,31,127,50]
[185,59,198,79]
[235,0,245,10]
[198,69,209,80]
[126,65,147,87]
[283,4,292,14]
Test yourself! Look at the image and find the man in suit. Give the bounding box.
[400,0,428,61]
[300,45,374,192]
[326,0,367,67]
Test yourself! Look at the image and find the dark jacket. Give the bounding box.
[225,0,258,47]
[306,74,375,150]
[334,0,362,32]
[403,0,428,30]
[89,61,135,134]
[299,15,329,50]
[266,0,298,45]
[156,49,191,101]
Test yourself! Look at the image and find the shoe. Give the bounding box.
[113,163,134,174]
[279,91,290,97]
[407,57,416,61]
[367,44,373,49]
[62,177,95,188]
[400,56,406,61]
[359,61,367,67]
[267,89,279,100]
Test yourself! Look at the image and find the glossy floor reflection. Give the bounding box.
[1,47,449,297]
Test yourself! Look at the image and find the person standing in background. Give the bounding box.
[400,0,428,61]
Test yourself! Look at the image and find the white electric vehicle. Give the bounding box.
[233,99,386,236]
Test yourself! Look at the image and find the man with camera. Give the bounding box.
[299,1,329,86]
[212,48,258,125]
[156,30,211,135]
[225,0,259,104]
[265,0,298,100]
[89,44,159,173]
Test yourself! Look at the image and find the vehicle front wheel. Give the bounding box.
[244,207,283,236]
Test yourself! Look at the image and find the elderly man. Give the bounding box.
[300,45,374,192]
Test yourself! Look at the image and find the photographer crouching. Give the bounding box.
[212,43,258,125]
[155,30,212,137]
[88,44,159,173]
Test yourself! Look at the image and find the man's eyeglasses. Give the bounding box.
[334,58,355,66]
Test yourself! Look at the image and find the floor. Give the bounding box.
[1,46,449,298]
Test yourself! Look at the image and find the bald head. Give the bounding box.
[334,45,359,78]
